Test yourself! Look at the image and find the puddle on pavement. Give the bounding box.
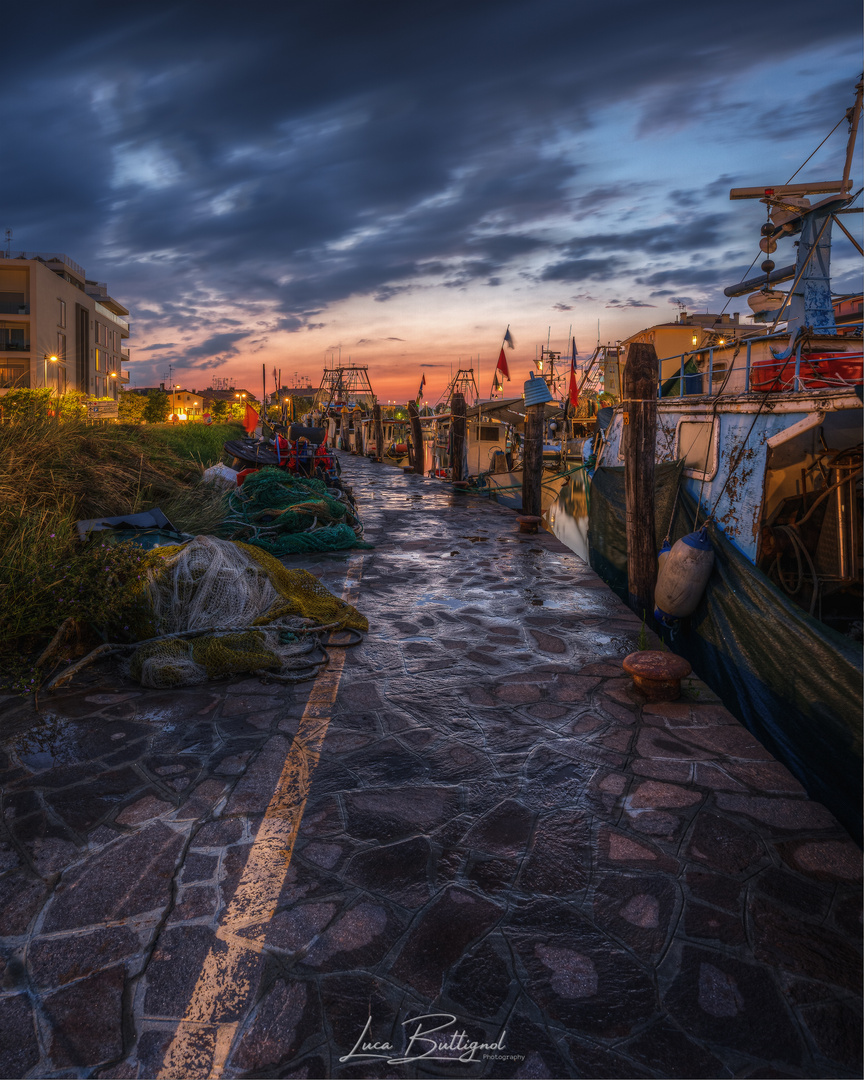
[526,593,565,608]
[13,715,89,771]
[415,594,465,610]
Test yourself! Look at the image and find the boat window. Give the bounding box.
[478,425,501,441]
[677,420,718,479]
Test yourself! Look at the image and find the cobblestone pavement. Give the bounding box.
[0,453,861,1079]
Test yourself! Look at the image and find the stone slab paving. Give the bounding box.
[0,452,860,1079]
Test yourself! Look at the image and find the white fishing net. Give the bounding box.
[148,535,282,633]
[128,536,318,689]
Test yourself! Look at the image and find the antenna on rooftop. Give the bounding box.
[3,229,10,258]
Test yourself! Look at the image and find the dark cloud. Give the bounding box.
[605,299,657,308]
[180,331,249,362]
[635,265,747,287]
[0,0,857,384]
[553,302,573,311]
[540,258,616,282]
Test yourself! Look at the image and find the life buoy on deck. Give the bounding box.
[654,528,714,625]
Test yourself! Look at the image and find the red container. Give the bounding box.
[751,351,863,392]
[236,467,259,486]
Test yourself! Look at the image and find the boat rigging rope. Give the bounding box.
[697,341,810,528]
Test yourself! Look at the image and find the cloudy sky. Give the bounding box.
[5,0,862,399]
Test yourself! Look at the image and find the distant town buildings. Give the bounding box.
[0,251,131,398]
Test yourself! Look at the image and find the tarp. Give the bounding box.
[76,508,177,540]
[588,464,863,843]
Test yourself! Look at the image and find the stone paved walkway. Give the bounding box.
[0,453,861,1079]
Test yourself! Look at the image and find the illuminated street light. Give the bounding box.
[44,353,58,392]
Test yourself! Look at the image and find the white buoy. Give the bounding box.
[654,527,714,625]
[657,538,672,576]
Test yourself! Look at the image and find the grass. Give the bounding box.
[0,416,235,692]
[144,422,243,469]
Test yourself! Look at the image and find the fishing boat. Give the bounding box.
[586,77,863,839]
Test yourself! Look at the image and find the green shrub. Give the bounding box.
[144,390,170,423]
[118,389,148,423]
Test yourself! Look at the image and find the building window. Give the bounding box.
[0,326,27,350]
[59,299,66,328]
[57,333,66,360]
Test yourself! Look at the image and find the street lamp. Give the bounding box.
[173,384,181,423]
[44,353,58,392]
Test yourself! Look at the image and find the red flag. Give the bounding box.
[243,402,260,434]
[496,347,510,381]
[568,340,579,409]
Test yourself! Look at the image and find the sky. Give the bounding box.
[4,0,862,401]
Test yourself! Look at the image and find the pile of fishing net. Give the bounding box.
[222,468,372,556]
[122,535,367,688]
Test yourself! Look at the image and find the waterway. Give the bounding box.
[543,467,590,562]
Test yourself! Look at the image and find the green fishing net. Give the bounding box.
[222,467,372,555]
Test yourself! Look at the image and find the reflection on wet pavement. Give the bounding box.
[0,453,860,1079]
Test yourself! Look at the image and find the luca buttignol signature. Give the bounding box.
[338,1012,522,1065]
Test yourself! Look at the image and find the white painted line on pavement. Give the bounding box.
[158,556,365,1079]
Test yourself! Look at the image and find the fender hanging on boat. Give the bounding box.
[654,527,715,625]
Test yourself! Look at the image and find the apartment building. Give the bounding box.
[0,251,131,397]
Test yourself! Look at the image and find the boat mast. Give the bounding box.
[841,75,863,195]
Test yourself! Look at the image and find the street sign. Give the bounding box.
[87,400,119,419]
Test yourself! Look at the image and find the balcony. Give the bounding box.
[121,349,131,362]
[95,302,129,333]
[0,303,29,315]
[120,368,131,383]
[0,339,30,352]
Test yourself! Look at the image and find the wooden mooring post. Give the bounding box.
[373,403,384,462]
[521,400,545,524]
[451,392,466,482]
[408,401,424,474]
[623,341,658,619]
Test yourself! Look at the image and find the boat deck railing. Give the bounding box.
[657,327,864,398]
